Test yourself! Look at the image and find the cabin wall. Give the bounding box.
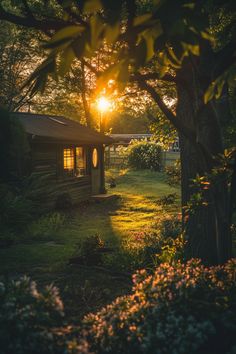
[31,143,57,175]
[29,142,93,209]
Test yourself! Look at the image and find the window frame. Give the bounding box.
[63,146,87,177]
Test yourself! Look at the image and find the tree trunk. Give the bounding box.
[176,58,232,265]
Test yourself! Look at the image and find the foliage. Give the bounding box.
[77,234,105,259]
[8,1,214,93]
[149,107,177,149]
[0,22,43,111]
[0,108,30,181]
[103,215,183,272]
[110,112,150,134]
[0,183,33,245]
[125,140,162,171]
[82,259,236,354]
[0,276,65,354]
[165,159,181,186]
[0,276,93,353]
[29,212,66,242]
[55,193,73,210]
[157,192,178,206]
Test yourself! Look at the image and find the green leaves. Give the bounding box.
[133,14,152,27]
[204,64,236,103]
[44,25,85,50]
[83,0,102,13]
[58,47,75,76]
[24,56,56,95]
[105,22,120,44]
[90,14,104,50]
[20,0,222,101]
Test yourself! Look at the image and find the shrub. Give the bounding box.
[165,159,181,186]
[70,234,107,266]
[125,140,162,171]
[55,192,72,210]
[157,193,178,206]
[78,234,105,258]
[29,212,66,241]
[159,215,182,239]
[0,277,64,354]
[103,216,184,272]
[0,277,93,354]
[82,259,236,354]
[0,183,32,243]
[0,108,30,182]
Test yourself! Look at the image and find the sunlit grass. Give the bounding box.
[0,168,180,320]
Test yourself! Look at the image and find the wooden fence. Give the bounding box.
[105,150,180,169]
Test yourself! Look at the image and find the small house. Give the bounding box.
[12,112,113,208]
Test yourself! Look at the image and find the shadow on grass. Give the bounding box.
[0,169,181,322]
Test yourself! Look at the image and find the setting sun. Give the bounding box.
[97,96,110,112]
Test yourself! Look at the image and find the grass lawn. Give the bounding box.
[0,169,180,321]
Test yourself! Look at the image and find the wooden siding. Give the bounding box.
[29,142,93,209]
[31,143,57,175]
[28,175,92,211]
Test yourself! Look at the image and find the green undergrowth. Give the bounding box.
[0,169,180,321]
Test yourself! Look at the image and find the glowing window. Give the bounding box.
[63,148,74,170]
[63,147,87,176]
[92,148,98,168]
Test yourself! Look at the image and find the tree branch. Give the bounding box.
[131,72,177,83]
[55,0,87,26]
[0,6,74,33]
[82,59,99,76]
[135,72,196,141]
[21,0,34,19]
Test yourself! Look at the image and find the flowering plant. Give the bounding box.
[83,259,236,354]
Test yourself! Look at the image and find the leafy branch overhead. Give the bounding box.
[0,4,208,88]
[1,1,235,104]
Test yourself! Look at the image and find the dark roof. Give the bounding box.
[11,112,113,145]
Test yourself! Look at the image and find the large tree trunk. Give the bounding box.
[176,58,232,265]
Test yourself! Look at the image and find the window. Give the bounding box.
[76,147,86,176]
[63,147,86,176]
[92,148,99,168]
[63,148,74,171]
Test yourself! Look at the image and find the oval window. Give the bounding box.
[92,148,98,168]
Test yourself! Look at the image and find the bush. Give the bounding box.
[82,259,236,354]
[0,277,65,354]
[69,234,108,266]
[103,216,184,272]
[159,215,182,239]
[165,159,181,186]
[157,193,178,206]
[29,212,66,241]
[78,234,105,257]
[55,192,72,210]
[0,184,33,244]
[0,277,93,354]
[125,140,162,171]
[0,108,30,182]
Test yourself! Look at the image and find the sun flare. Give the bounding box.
[97,96,110,112]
